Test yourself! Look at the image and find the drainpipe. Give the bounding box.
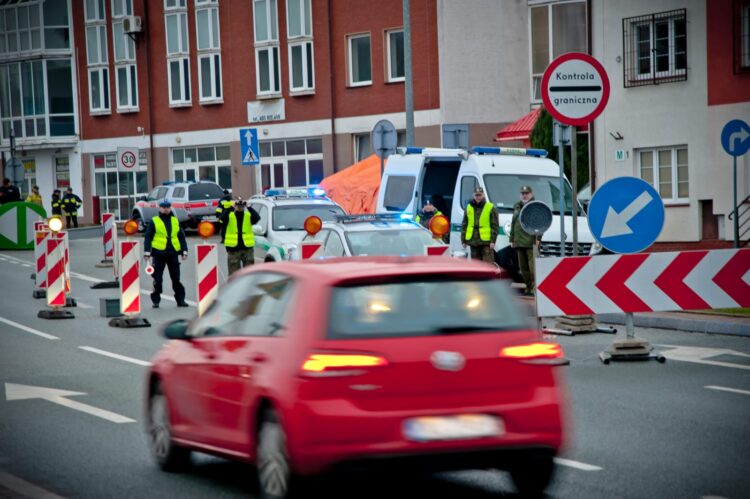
[327,0,338,171]
[143,0,155,187]
[587,0,596,191]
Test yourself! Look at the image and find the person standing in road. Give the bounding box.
[510,186,539,296]
[222,198,260,275]
[0,178,21,204]
[25,185,43,206]
[144,199,189,308]
[51,189,63,217]
[62,187,82,228]
[461,187,499,264]
[215,189,234,243]
[416,199,448,243]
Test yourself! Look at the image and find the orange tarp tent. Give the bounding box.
[319,154,383,214]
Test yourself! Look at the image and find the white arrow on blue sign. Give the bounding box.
[721,119,750,157]
[587,176,664,254]
[239,128,260,165]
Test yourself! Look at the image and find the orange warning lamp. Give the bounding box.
[48,216,63,233]
[304,215,322,235]
[198,221,215,239]
[123,219,139,236]
[429,214,449,238]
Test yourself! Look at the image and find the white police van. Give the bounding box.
[376,146,596,276]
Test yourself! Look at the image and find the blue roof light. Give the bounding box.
[470,146,548,158]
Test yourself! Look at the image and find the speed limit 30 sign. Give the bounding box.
[542,52,610,126]
[117,147,139,171]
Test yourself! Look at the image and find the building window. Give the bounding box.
[254,0,281,96]
[0,2,43,55]
[286,0,314,93]
[196,1,222,102]
[93,152,149,221]
[386,29,404,82]
[165,2,191,105]
[112,0,138,111]
[735,0,750,73]
[258,138,323,190]
[638,146,688,202]
[172,145,232,189]
[43,0,70,50]
[85,1,110,113]
[348,33,371,86]
[353,131,405,162]
[529,1,587,102]
[623,9,687,88]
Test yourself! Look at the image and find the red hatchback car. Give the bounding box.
[145,257,568,498]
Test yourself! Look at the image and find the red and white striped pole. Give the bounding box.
[195,221,218,316]
[101,213,115,265]
[37,231,74,319]
[33,222,49,299]
[110,219,150,328]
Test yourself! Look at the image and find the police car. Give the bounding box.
[133,181,225,231]
[247,188,346,263]
[298,213,449,259]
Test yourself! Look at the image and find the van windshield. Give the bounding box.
[383,176,415,211]
[483,174,582,215]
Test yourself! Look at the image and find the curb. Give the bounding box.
[597,313,750,337]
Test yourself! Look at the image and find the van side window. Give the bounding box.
[172,187,185,198]
[460,176,479,207]
[383,176,415,211]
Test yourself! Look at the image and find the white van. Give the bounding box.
[376,146,596,277]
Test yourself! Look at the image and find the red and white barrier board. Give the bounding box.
[535,248,750,317]
[196,244,218,316]
[34,222,48,290]
[425,245,450,256]
[119,240,141,315]
[46,233,66,308]
[102,213,115,260]
[300,242,323,260]
[63,231,70,294]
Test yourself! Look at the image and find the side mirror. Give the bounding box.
[252,225,265,236]
[162,319,190,340]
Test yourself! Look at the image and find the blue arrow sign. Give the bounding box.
[721,119,750,157]
[239,128,260,165]
[587,176,664,254]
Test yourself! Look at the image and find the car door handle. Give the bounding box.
[249,353,268,363]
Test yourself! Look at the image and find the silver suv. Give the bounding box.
[133,181,225,231]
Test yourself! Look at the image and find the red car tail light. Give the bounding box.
[185,202,206,209]
[212,200,219,207]
[301,353,388,376]
[500,342,564,361]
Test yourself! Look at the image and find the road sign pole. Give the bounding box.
[555,121,566,257]
[625,312,634,340]
[571,131,578,256]
[733,155,739,248]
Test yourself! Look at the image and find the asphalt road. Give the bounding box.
[1,236,748,498]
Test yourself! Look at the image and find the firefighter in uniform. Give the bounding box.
[144,199,188,308]
[215,189,234,242]
[51,190,63,216]
[461,186,499,264]
[221,198,260,275]
[62,187,82,228]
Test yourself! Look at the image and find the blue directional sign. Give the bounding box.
[239,128,260,165]
[721,119,750,157]
[587,176,664,254]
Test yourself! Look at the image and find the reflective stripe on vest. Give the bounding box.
[152,216,182,251]
[224,212,254,248]
[465,203,493,241]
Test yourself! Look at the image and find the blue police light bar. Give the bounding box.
[396,146,424,154]
[470,146,548,158]
[161,180,176,185]
[335,213,415,224]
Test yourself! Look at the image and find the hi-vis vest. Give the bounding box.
[465,203,493,242]
[151,216,182,251]
[225,212,254,248]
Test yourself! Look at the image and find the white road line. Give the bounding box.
[0,317,59,340]
[554,458,603,471]
[21,263,31,268]
[0,471,65,499]
[76,301,94,309]
[79,346,152,366]
[705,385,750,396]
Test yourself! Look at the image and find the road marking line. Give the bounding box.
[553,458,602,471]
[0,471,65,499]
[79,346,152,366]
[705,385,750,396]
[0,317,59,340]
[76,301,94,309]
[21,263,31,267]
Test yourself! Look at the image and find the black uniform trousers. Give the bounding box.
[65,213,78,228]
[150,253,186,305]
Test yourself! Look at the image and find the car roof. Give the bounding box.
[252,198,340,207]
[323,220,425,232]
[235,256,500,285]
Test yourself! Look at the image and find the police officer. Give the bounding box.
[62,187,82,228]
[415,199,448,243]
[509,185,539,296]
[144,199,188,308]
[51,189,63,217]
[221,198,260,275]
[215,189,234,243]
[461,186,499,264]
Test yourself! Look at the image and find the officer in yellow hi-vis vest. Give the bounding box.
[221,198,261,275]
[144,199,188,308]
[461,186,499,264]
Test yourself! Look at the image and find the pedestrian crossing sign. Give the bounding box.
[240,128,260,166]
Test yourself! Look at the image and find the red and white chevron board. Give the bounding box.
[45,234,66,308]
[536,248,750,317]
[425,245,450,256]
[34,225,49,289]
[300,242,323,260]
[102,213,114,259]
[196,244,218,316]
[119,240,141,315]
